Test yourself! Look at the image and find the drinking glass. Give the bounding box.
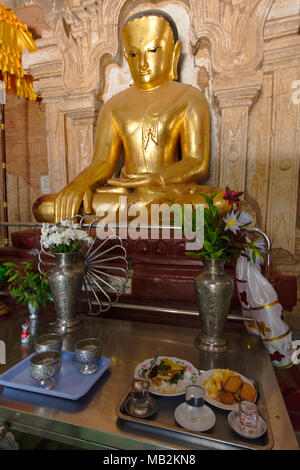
[239,400,259,432]
[185,385,205,422]
[130,379,150,416]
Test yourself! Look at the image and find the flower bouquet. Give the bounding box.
[40,219,93,254]
[4,261,51,309]
[40,219,93,334]
[186,188,264,264]
[185,188,265,353]
[186,189,292,366]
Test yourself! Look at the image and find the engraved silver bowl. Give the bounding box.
[75,338,102,375]
[30,351,61,389]
[34,333,63,353]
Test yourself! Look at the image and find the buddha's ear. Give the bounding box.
[170,40,182,81]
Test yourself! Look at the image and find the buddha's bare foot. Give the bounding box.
[33,194,56,223]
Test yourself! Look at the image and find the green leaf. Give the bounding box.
[210,205,218,217]
[16,294,25,304]
[7,273,18,283]
[219,235,230,242]
[23,263,33,272]
[186,251,204,258]
[3,262,17,268]
[203,240,213,253]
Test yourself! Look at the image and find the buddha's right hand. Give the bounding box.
[54,181,93,223]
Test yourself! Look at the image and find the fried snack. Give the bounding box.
[239,382,256,402]
[224,375,243,394]
[219,390,235,405]
[222,369,237,383]
[202,369,237,399]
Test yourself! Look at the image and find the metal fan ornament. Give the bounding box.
[38,216,128,325]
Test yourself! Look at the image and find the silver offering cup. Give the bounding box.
[75,338,102,375]
[35,333,63,353]
[30,351,61,389]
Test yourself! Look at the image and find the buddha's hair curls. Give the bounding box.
[123,9,179,43]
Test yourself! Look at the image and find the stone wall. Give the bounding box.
[1,0,300,310]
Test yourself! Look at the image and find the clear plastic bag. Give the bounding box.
[236,256,293,369]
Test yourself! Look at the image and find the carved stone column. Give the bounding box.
[264,53,300,254]
[190,0,274,193]
[23,35,68,193]
[214,73,263,191]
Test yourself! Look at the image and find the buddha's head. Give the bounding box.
[122,10,182,90]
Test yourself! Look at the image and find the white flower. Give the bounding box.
[40,221,93,252]
[223,211,240,235]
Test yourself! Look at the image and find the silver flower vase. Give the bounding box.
[193,259,234,353]
[28,301,39,320]
[48,252,84,334]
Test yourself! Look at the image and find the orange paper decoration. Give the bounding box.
[0,3,38,100]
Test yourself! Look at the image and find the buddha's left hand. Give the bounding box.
[108,173,162,188]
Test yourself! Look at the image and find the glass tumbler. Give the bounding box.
[239,400,259,432]
[130,379,150,416]
[185,385,205,422]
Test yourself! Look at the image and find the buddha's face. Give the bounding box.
[123,16,179,90]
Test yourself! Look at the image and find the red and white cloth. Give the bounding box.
[236,256,292,369]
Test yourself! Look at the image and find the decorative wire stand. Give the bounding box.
[38,215,128,316]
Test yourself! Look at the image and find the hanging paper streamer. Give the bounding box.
[236,256,293,369]
[0,3,38,101]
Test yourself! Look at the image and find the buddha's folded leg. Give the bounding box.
[33,189,132,223]
[172,186,231,215]
[32,186,231,224]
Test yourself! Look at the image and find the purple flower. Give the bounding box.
[223,187,244,208]
[254,238,265,252]
[237,211,252,227]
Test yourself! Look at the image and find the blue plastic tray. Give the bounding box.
[0,351,111,400]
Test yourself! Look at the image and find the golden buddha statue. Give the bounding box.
[33,10,230,224]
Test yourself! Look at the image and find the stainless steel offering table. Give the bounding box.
[0,309,298,450]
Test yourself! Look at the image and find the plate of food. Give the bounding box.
[198,368,257,411]
[134,356,200,397]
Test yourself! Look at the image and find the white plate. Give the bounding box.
[175,402,216,432]
[228,410,266,439]
[134,356,200,397]
[198,369,257,411]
